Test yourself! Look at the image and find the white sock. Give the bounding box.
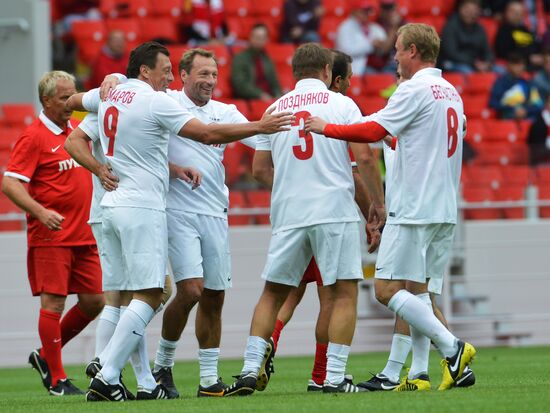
[98,305,127,365]
[129,330,157,391]
[100,299,155,384]
[241,336,267,375]
[388,290,457,357]
[199,348,220,387]
[95,305,119,358]
[408,293,432,379]
[325,343,350,385]
[154,337,178,372]
[380,333,412,383]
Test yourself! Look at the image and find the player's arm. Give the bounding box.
[66,92,86,111]
[1,176,65,231]
[64,128,119,191]
[252,150,274,189]
[350,142,386,230]
[179,107,294,145]
[307,117,389,143]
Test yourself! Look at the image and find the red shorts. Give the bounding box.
[27,245,102,296]
[301,258,323,286]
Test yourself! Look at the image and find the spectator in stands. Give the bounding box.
[280,0,324,44]
[494,0,542,71]
[231,24,282,100]
[489,53,543,120]
[527,95,550,165]
[439,0,493,74]
[184,0,234,46]
[89,30,129,88]
[533,50,550,100]
[335,0,387,75]
[369,0,404,73]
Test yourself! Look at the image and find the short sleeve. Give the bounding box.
[342,96,363,124]
[82,88,101,112]
[150,92,195,134]
[225,104,257,148]
[255,134,271,151]
[370,81,421,138]
[4,131,41,182]
[78,113,100,142]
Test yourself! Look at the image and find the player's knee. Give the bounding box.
[176,279,203,306]
[79,294,105,317]
[374,286,392,306]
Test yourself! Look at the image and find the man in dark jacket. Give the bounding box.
[439,0,492,74]
[231,24,282,100]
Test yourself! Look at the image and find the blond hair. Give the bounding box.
[397,23,440,63]
[38,71,75,104]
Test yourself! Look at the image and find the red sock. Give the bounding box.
[60,304,94,346]
[311,342,328,385]
[271,319,285,351]
[38,309,66,387]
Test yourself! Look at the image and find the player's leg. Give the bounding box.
[152,211,203,398]
[272,282,307,350]
[224,227,309,396]
[88,207,167,401]
[307,281,333,391]
[374,224,476,391]
[314,222,365,393]
[195,215,232,397]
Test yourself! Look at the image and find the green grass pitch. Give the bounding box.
[1,346,549,413]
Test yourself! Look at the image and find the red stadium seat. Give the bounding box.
[347,76,363,98]
[246,190,271,224]
[201,44,231,67]
[483,120,519,142]
[479,17,498,48]
[139,17,179,43]
[71,20,107,64]
[462,94,493,120]
[319,16,344,48]
[464,72,497,96]
[322,0,349,17]
[265,43,296,67]
[226,17,279,41]
[495,184,526,219]
[463,165,502,188]
[363,73,396,97]
[462,186,501,220]
[538,184,550,218]
[228,190,251,225]
[354,96,386,116]
[212,72,232,100]
[217,98,251,119]
[0,127,23,150]
[149,0,182,17]
[251,0,283,21]
[501,165,532,186]
[443,72,467,94]
[105,18,141,43]
[99,0,150,18]
[0,104,36,128]
[277,67,296,94]
[474,143,514,166]
[408,0,443,16]
[225,0,251,17]
[167,44,189,75]
[249,99,276,121]
[0,191,23,231]
[465,119,484,144]
[407,15,445,34]
[536,165,550,183]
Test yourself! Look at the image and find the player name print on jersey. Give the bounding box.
[277,91,330,112]
[107,89,136,104]
[430,85,461,102]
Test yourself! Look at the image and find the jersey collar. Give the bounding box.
[178,90,213,113]
[411,67,442,80]
[294,78,328,91]
[39,111,74,135]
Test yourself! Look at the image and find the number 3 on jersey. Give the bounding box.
[292,111,314,160]
[447,107,459,158]
[103,106,119,156]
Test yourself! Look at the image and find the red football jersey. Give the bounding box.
[5,112,95,247]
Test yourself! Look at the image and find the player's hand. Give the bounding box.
[98,163,119,191]
[100,75,121,101]
[174,166,202,190]
[305,116,327,134]
[39,208,65,231]
[366,223,381,253]
[258,107,294,134]
[368,203,386,232]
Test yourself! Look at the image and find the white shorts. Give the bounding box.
[374,223,455,294]
[167,210,231,291]
[261,222,363,287]
[101,207,167,291]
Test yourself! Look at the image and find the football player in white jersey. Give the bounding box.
[224,43,385,396]
[256,50,384,392]
[64,41,293,402]
[307,23,476,390]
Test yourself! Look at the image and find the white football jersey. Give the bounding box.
[83,80,194,210]
[165,89,256,218]
[77,112,105,224]
[256,78,362,233]
[371,68,464,224]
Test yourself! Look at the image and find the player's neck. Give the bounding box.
[409,61,435,78]
[42,110,66,129]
